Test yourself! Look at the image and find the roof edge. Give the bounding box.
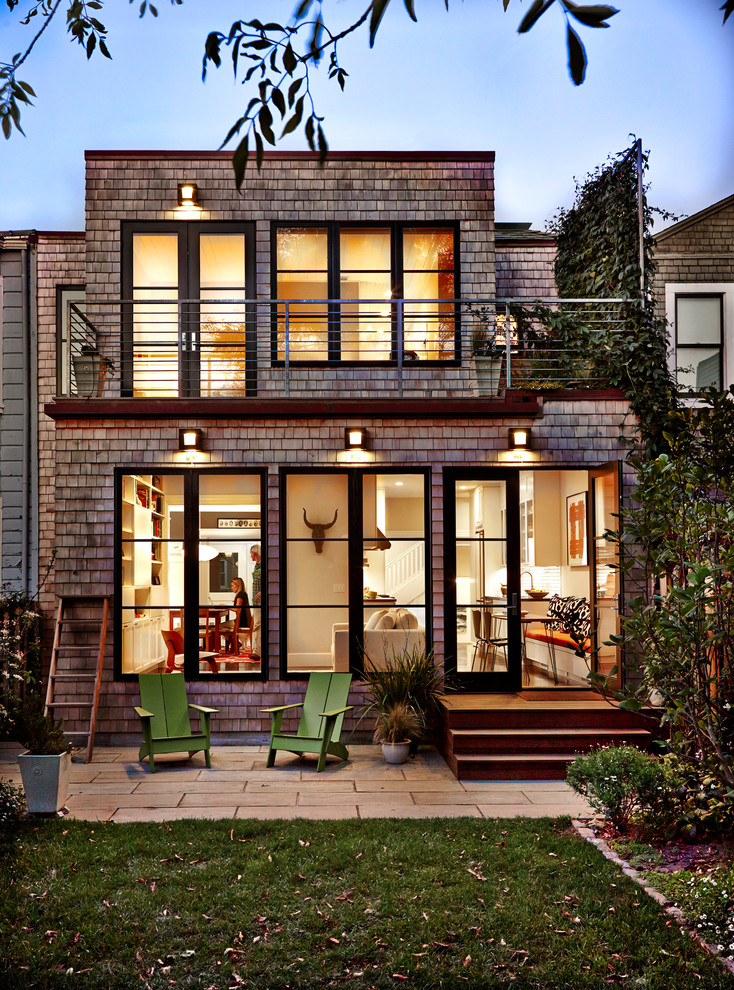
[84,149,495,163]
[655,192,734,243]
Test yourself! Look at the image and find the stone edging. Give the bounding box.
[572,819,734,978]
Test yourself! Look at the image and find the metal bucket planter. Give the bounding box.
[72,349,112,397]
[17,751,72,814]
[471,355,504,396]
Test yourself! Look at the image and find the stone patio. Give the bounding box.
[0,742,594,823]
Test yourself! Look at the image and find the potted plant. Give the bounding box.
[361,645,446,761]
[72,344,114,398]
[469,306,505,396]
[16,696,72,815]
[373,700,422,765]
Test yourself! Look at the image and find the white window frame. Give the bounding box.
[665,283,733,398]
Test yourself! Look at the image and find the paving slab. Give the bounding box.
[181,791,297,808]
[113,807,238,822]
[358,803,482,818]
[235,805,360,820]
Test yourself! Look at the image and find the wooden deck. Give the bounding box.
[438,693,660,781]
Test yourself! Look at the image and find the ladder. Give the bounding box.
[44,596,110,763]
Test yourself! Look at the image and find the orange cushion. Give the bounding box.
[525,628,590,653]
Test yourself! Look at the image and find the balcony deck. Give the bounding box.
[55,296,636,405]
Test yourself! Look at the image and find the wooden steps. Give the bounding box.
[438,694,660,781]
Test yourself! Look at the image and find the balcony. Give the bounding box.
[58,297,636,403]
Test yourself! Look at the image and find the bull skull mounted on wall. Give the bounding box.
[303,508,338,553]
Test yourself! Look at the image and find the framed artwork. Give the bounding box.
[566,492,588,567]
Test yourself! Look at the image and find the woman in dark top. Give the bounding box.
[220,577,251,654]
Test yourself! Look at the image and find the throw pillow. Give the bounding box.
[365,609,388,631]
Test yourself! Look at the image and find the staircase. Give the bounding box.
[439,693,660,780]
[44,596,110,763]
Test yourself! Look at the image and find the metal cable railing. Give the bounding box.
[58,297,638,399]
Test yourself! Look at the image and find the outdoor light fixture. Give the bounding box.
[179,428,205,452]
[508,427,532,451]
[344,427,370,451]
[177,182,199,207]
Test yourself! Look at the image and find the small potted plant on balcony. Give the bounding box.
[72,344,114,398]
[469,307,505,396]
[16,696,72,815]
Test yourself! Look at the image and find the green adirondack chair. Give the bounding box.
[261,672,353,772]
[135,673,218,773]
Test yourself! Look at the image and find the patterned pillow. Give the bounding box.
[546,595,591,641]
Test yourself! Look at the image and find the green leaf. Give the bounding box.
[86,33,96,59]
[563,2,618,28]
[403,0,417,22]
[281,96,304,137]
[283,42,297,75]
[258,104,275,145]
[98,37,111,59]
[1,114,12,139]
[722,0,734,23]
[232,134,249,190]
[271,86,286,118]
[287,76,302,107]
[317,122,328,165]
[517,0,554,33]
[566,23,586,84]
[294,0,314,18]
[369,0,393,47]
[254,130,264,170]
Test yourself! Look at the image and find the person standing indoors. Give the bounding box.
[250,544,261,661]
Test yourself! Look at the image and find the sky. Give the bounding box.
[1,0,733,232]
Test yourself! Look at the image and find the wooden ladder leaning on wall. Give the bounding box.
[44,596,110,763]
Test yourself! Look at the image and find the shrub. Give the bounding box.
[566,745,667,830]
[0,778,26,829]
[638,754,734,841]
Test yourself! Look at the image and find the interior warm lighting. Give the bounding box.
[508,427,532,451]
[177,182,199,207]
[198,544,219,561]
[344,427,370,451]
[179,428,204,452]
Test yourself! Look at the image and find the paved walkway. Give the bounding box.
[1,742,594,823]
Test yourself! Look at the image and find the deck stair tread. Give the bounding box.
[451,727,651,737]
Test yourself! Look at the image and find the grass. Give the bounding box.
[2,817,733,989]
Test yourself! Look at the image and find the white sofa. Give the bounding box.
[332,607,426,671]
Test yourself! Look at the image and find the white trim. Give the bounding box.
[664,282,734,395]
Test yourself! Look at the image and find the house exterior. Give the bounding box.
[653,193,734,392]
[12,149,665,776]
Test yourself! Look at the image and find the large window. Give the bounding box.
[282,470,429,675]
[274,223,458,362]
[117,469,265,679]
[675,294,723,391]
[122,222,255,397]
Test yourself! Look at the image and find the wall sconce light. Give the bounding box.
[177,182,199,207]
[344,427,370,451]
[508,427,531,451]
[179,428,205,452]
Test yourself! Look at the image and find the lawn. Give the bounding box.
[1,816,732,990]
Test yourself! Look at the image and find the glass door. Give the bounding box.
[446,471,521,690]
[590,463,622,690]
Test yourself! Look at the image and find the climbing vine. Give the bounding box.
[548,139,678,453]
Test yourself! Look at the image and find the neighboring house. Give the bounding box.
[26,150,654,777]
[653,193,734,393]
[0,230,84,594]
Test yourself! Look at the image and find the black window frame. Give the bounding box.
[279,465,432,680]
[120,221,257,398]
[114,465,267,682]
[271,221,461,365]
[674,292,724,393]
